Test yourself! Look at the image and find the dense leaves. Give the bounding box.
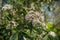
[1,0,60,40]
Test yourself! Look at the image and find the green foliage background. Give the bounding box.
[0,0,60,40]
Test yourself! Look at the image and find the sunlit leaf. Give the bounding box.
[46,22,53,31]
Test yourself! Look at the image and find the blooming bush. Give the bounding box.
[1,0,60,40]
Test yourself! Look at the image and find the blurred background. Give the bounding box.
[0,0,60,40]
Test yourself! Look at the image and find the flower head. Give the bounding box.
[2,4,13,10]
[25,10,44,26]
[49,31,56,37]
[6,21,18,29]
[25,10,41,22]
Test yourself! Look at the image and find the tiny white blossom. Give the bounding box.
[2,4,13,10]
[11,21,16,27]
[49,31,56,37]
[6,21,18,29]
[32,19,41,26]
[11,21,18,27]
[42,22,46,30]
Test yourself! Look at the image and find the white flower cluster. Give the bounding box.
[2,4,13,10]
[6,21,18,29]
[25,10,44,26]
[49,31,56,37]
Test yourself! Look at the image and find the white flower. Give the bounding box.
[32,19,41,26]
[25,10,45,26]
[42,22,46,30]
[25,10,41,22]
[11,21,18,27]
[49,31,56,37]
[25,10,36,21]
[2,4,13,10]
[11,21,16,27]
[6,21,18,29]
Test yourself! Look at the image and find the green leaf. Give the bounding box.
[10,33,18,40]
[43,35,50,40]
[46,22,53,31]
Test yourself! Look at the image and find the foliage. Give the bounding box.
[0,0,60,40]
